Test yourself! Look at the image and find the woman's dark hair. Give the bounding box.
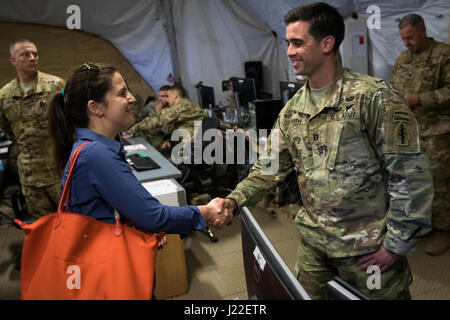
[284,2,345,53]
[48,63,117,171]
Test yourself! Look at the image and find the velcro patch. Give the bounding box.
[385,108,420,153]
[393,111,410,146]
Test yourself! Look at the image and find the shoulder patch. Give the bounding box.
[385,107,420,153]
[393,110,410,146]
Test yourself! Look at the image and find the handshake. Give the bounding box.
[197,198,238,229]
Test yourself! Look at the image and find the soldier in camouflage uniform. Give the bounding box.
[0,40,65,218]
[131,85,173,150]
[133,97,157,124]
[129,85,205,148]
[391,14,450,256]
[219,3,433,299]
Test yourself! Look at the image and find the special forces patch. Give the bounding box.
[385,107,420,154]
[393,110,410,146]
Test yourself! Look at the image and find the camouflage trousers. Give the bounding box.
[423,133,450,231]
[21,182,60,218]
[294,238,412,300]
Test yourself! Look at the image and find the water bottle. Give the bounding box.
[207,104,213,117]
[225,106,233,124]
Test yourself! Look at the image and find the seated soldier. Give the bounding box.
[134,85,171,123]
[130,85,174,150]
[130,85,205,152]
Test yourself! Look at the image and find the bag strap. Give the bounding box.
[53,141,123,237]
[57,142,90,214]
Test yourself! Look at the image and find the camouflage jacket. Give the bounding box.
[133,98,158,123]
[130,98,205,139]
[228,64,433,257]
[391,39,450,136]
[0,71,65,187]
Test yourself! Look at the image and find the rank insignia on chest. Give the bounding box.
[393,110,410,146]
[329,104,357,121]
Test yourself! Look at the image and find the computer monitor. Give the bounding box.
[248,99,283,134]
[232,77,257,110]
[325,277,370,300]
[240,207,311,300]
[279,81,303,105]
[197,85,216,109]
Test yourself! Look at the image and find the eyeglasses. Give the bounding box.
[82,62,100,100]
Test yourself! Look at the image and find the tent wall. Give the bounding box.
[238,0,450,82]
[0,0,448,105]
[356,0,450,81]
[0,0,172,95]
[170,0,286,103]
[0,22,154,105]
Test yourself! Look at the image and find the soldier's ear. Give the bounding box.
[9,57,16,67]
[321,35,335,54]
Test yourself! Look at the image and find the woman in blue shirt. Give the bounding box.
[48,63,229,236]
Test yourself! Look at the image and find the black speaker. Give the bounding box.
[250,99,283,134]
[245,61,263,91]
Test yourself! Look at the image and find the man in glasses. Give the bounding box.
[134,85,171,123]
[129,85,204,153]
[131,85,174,151]
[0,39,65,219]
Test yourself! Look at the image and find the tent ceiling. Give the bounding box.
[0,0,448,101]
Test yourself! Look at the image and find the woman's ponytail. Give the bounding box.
[48,90,75,172]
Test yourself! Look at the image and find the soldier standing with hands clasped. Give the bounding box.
[391,14,450,256]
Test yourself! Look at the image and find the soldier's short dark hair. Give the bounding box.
[9,38,35,56]
[284,2,345,53]
[398,14,425,29]
[168,85,186,98]
[159,85,171,92]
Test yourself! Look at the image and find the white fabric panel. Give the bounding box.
[0,0,448,97]
[170,0,286,102]
[0,0,174,93]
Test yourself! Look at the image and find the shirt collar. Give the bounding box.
[75,128,124,156]
[299,62,344,119]
[404,38,437,63]
[11,71,41,98]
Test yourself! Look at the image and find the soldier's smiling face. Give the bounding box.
[399,24,428,53]
[285,21,333,78]
[10,42,39,74]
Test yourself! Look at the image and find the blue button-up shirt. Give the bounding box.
[60,128,206,234]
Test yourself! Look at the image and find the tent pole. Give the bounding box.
[160,0,182,84]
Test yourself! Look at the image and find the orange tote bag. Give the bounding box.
[15,142,164,300]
